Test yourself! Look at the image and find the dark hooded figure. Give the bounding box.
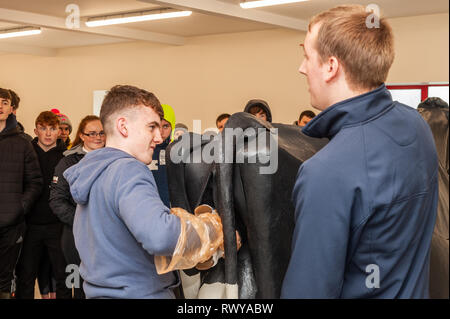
[244,99,272,123]
[417,97,449,299]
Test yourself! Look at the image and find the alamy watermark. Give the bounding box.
[66,264,81,289]
[65,4,80,29]
[365,264,380,289]
[366,4,381,29]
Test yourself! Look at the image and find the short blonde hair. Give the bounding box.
[309,5,395,91]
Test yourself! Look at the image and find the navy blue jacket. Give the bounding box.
[150,137,171,208]
[281,84,438,298]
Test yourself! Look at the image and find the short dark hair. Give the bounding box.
[248,106,267,117]
[216,113,230,125]
[0,88,12,102]
[299,110,316,121]
[100,85,163,134]
[8,90,20,110]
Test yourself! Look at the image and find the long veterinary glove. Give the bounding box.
[195,205,242,270]
[155,206,223,274]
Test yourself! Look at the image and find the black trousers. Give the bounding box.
[16,223,71,299]
[61,225,85,299]
[0,222,25,296]
[37,249,56,295]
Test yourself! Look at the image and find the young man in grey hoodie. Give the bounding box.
[64,85,223,299]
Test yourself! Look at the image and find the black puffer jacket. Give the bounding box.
[0,114,43,227]
[27,138,67,225]
[49,144,86,227]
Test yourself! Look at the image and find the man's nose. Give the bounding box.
[154,128,163,144]
[299,60,307,75]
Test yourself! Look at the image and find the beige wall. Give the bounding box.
[0,13,448,138]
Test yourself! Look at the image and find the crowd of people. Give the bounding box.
[0,91,108,299]
[0,85,311,299]
[0,4,446,299]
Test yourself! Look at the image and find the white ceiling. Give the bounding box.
[0,0,448,55]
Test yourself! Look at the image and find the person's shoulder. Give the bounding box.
[14,133,35,150]
[17,131,33,142]
[111,158,157,191]
[57,153,81,169]
[112,156,151,176]
[388,101,425,124]
[301,134,364,183]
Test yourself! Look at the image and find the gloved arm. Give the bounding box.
[194,204,241,270]
[155,206,224,274]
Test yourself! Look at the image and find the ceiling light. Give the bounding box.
[85,9,192,27]
[0,27,41,39]
[240,0,308,9]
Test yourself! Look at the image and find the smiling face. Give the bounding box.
[299,23,329,111]
[80,120,106,152]
[125,105,163,165]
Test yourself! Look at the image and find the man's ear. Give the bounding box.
[34,128,38,136]
[324,56,340,83]
[116,117,129,137]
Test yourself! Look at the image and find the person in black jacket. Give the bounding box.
[0,88,43,299]
[15,111,71,299]
[49,115,106,299]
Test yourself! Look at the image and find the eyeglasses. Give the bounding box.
[82,131,106,138]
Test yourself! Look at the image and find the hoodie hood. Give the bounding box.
[161,104,176,142]
[244,99,272,123]
[63,143,86,157]
[155,135,171,151]
[0,114,18,135]
[63,147,135,205]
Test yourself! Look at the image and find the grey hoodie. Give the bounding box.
[64,147,181,298]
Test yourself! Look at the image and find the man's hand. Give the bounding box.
[195,230,242,271]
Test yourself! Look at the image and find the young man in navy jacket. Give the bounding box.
[282,5,438,298]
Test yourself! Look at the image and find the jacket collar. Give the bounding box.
[63,143,86,156]
[0,114,19,136]
[32,137,67,153]
[302,84,394,139]
[155,136,171,150]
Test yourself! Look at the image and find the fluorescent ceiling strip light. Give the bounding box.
[240,0,308,9]
[0,27,41,39]
[86,10,192,27]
